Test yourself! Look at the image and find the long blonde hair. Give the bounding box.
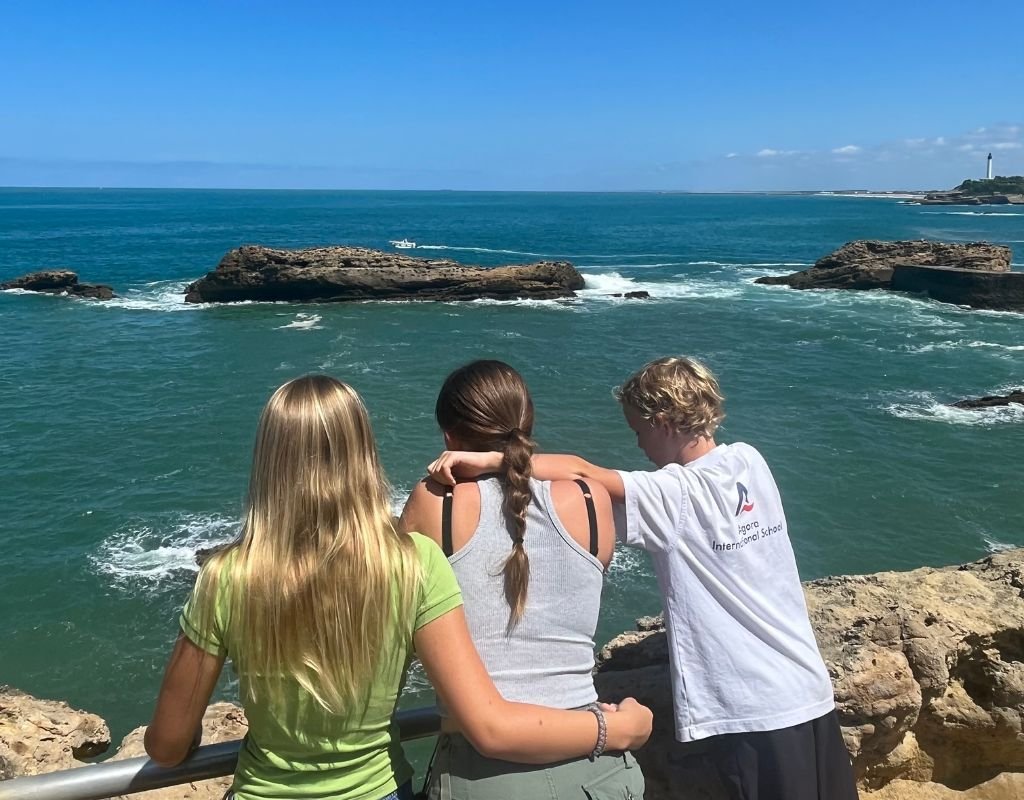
[435,360,535,628]
[195,375,420,714]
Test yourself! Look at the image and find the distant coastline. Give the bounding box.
[0,185,944,196]
[813,190,926,199]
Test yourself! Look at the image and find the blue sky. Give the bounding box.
[2,0,1022,191]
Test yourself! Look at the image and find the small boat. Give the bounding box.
[389,239,416,249]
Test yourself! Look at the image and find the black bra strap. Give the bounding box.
[574,479,599,557]
[441,488,454,557]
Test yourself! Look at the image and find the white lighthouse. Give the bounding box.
[986,152,993,180]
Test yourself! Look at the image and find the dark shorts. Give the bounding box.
[705,710,857,800]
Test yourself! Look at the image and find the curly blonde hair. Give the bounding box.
[614,356,725,438]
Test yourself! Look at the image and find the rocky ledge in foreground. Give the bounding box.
[892,265,1024,312]
[8,552,1024,799]
[0,686,110,779]
[595,549,1024,799]
[1,270,115,300]
[184,245,584,303]
[755,240,1011,292]
[951,389,1024,410]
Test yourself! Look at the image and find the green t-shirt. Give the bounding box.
[180,532,462,800]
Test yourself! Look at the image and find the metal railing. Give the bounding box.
[0,706,441,800]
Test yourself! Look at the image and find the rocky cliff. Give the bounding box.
[919,177,1024,206]
[755,241,1011,292]
[595,550,1024,799]
[184,245,584,303]
[6,551,1024,799]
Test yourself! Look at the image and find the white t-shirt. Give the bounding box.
[616,442,834,742]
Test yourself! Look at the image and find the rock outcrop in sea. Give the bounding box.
[918,192,1024,206]
[7,551,1024,799]
[950,390,1024,410]
[184,246,584,303]
[755,240,1011,292]
[0,270,115,300]
[891,265,1024,312]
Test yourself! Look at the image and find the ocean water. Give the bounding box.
[1,188,1022,745]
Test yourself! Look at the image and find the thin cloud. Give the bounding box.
[757,148,800,158]
[731,125,1022,166]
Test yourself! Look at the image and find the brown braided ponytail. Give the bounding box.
[499,426,534,623]
[435,361,536,627]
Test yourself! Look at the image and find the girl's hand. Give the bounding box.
[604,697,654,751]
[427,451,502,486]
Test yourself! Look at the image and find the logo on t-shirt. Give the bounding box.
[734,482,755,516]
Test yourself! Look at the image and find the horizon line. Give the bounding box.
[0,185,939,195]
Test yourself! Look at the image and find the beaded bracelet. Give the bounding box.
[586,702,608,761]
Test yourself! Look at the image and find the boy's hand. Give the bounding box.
[427,451,502,485]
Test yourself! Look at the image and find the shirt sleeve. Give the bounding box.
[179,567,228,657]
[414,534,464,631]
[614,467,688,553]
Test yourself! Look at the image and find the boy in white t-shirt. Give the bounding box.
[428,357,857,800]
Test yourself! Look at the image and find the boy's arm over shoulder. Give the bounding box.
[531,454,626,504]
[616,465,688,553]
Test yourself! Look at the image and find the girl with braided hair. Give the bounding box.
[400,361,645,800]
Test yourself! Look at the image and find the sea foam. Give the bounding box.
[907,339,1024,355]
[580,271,743,301]
[885,393,1024,426]
[922,211,1024,217]
[91,513,239,583]
[93,488,413,586]
[983,534,1018,554]
[414,243,687,260]
[277,312,323,330]
[100,281,201,312]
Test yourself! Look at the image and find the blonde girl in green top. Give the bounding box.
[144,375,652,800]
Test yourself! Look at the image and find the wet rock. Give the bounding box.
[892,266,1024,312]
[950,391,1024,410]
[194,544,229,568]
[1,270,115,300]
[756,241,1011,291]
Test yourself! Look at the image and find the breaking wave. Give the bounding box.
[884,392,1024,426]
[91,513,239,583]
[276,312,323,330]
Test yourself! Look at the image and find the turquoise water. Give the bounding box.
[2,188,1023,745]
